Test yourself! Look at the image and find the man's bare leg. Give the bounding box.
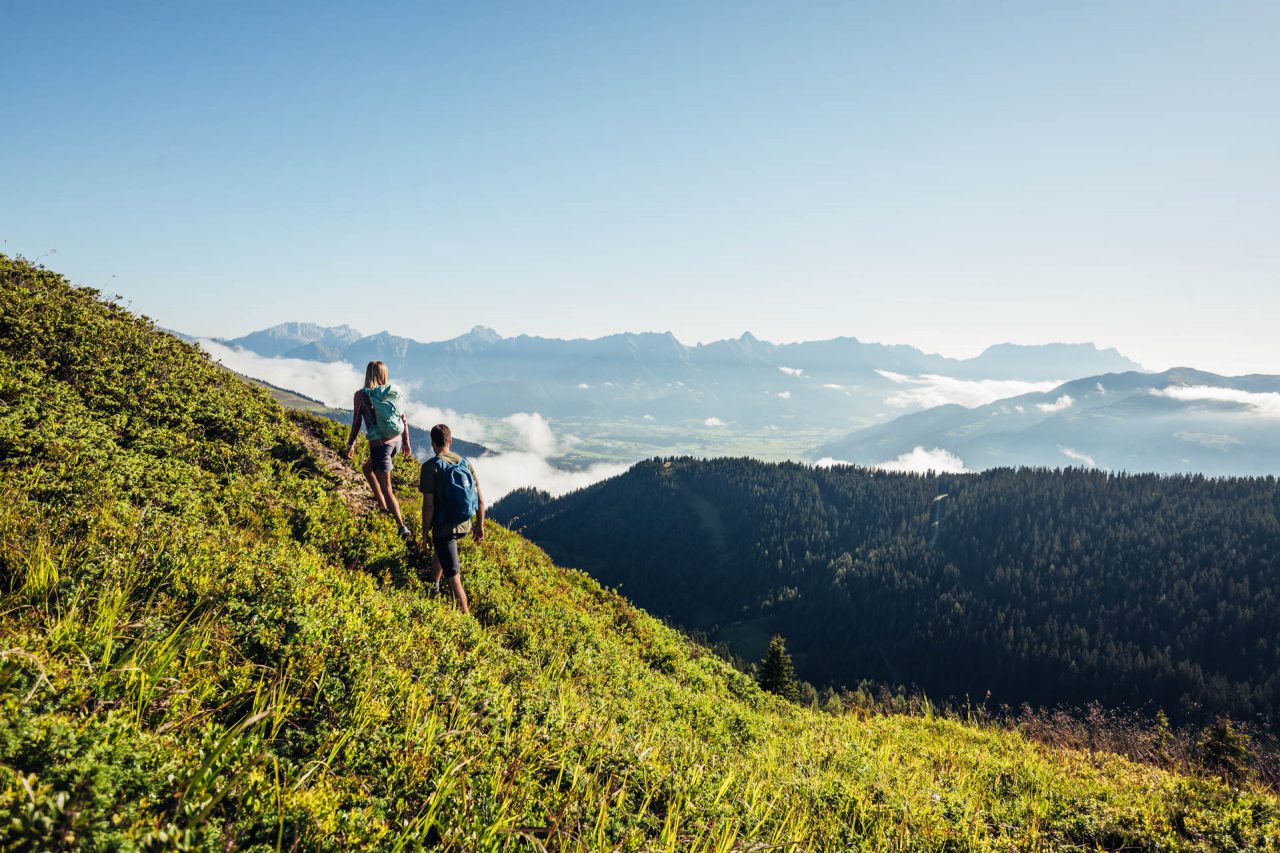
[430,545,469,614]
[446,575,469,614]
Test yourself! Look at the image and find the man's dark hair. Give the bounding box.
[430,424,452,448]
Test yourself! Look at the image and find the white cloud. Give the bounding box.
[704,417,727,427]
[873,446,970,474]
[875,370,1061,410]
[1059,446,1097,468]
[199,338,625,501]
[814,457,854,468]
[777,391,791,400]
[198,339,492,440]
[1151,386,1280,418]
[642,414,655,421]
[503,412,557,456]
[1096,382,1107,393]
[479,453,630,502]
[578,383,590,390]
[457,413,630,501]
[1015,405,1026,414]
[400,401,489,445]
[1037,394,1075,413]
[778,366,805,377]
[822,383,843,390]
[1174,431,1242,450]
[199,340,362,409]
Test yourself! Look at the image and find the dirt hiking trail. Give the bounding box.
[294,416,381,517]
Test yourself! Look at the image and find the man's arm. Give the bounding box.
[422,494,434,546]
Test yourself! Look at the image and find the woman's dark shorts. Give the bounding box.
[367,437,401,472]
[433,533,461,579]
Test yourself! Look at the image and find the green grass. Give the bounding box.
[1,254,1278,851]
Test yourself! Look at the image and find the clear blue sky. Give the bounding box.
[4,1,1277,374]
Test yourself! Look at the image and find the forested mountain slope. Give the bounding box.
[494,458,1280,724]
[1,255,1276,850]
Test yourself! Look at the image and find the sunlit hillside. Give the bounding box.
[2,255,1277,850]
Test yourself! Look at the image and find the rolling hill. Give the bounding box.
[3,255,1276,850]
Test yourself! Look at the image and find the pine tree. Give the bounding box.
[1195,716,1253,783]
[758,635,800,703]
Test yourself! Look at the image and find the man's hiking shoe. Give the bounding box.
[398,525,412,539]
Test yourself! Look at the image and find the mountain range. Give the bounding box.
[206,322,1280,476]
[214,322,1143,429]
[816,368,1280,476]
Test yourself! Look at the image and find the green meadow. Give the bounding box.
[1,254,1277,850]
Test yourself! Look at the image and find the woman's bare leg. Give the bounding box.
[362,459,389,509]
[373,469,406,528]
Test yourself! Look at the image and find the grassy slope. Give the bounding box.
[0,255,1276,851]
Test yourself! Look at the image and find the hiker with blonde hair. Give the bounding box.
[346,360,412,536]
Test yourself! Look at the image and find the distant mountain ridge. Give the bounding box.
[816,367,1280,476]
[220,321,363,358]
[214,322,1145,428]
[224,323,1142,382]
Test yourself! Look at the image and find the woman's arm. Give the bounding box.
[346,390,363,459]
[401,412,412,456]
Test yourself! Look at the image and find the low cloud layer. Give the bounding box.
[704,417,728,427]
[454,411,629,501]
[199,340,627,501]
[477,453,629,502]
[1174,431,1242,450]
[1152,386,1280,418]
[200,339,362,408]
[873,446,971,474]
[1059,446,1097,468]
[1037,394,1075,413]
[876,370,1060,410]
[201,339,491,440]
[503,412,557,457]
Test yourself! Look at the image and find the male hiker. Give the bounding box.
[420,424,485,614]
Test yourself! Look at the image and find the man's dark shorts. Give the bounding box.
[367,438,401,473]
[433,533,461,579]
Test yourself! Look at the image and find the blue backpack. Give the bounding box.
[433,455,479,529]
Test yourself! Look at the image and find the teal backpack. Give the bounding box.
[434,455,479,529]
[362,384,405,441]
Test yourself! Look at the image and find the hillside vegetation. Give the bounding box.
[494,458,1280,726]
[2,255,1278,850]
